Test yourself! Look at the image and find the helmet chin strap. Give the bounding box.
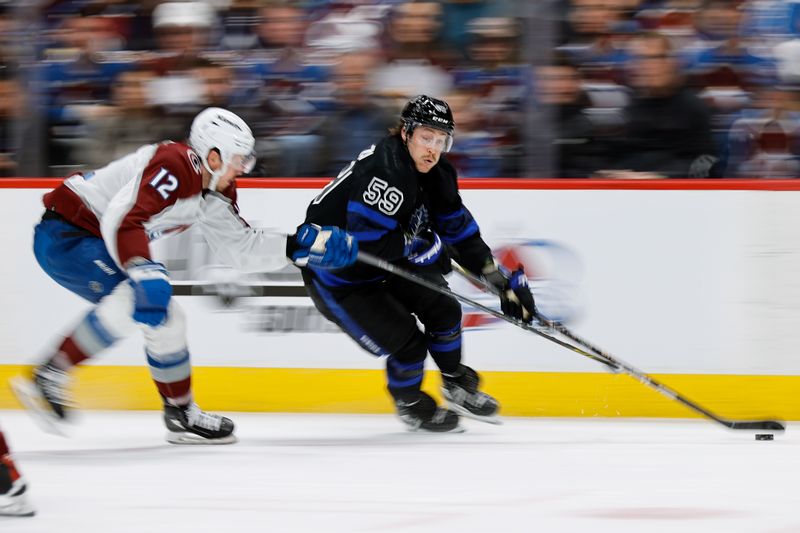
[203,153,228,191]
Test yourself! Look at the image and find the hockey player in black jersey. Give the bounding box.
[300,95,536,432]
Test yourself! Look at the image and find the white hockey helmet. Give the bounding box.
[189,107,256,189]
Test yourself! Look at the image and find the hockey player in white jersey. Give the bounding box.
[12,107,358,444]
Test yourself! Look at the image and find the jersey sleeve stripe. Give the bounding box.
[346,201,398,230]
[434,207,480,244]
[349,229,389,242]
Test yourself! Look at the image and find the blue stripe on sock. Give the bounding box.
[429,323,462,338]
[85,310,117,347]
[428,338,461,352]
[388,357,424,372]
[387,374,423,388]
[146,349,190,369]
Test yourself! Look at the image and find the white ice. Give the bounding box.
[0,410,795,533]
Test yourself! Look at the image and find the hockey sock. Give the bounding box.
[386,355,424,392]
[386,330,427,394]
[427,323,462,375]
[147,348,192,406]
[47,310,117,371]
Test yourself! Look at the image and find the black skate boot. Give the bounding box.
[394,391,463,433]
[163,402,237,445]
[442,365,501,424]
[10,363,73,435]
[0,454,35,517]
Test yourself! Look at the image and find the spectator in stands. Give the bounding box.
[75,67,163,169]
[685,0,773,89]
[558,0,636,84]
[0,3,24,70]
[724,85,800,178]
[531,56,613,178]
[0,72,38,177]
[451,16,527,176]
[439,0,513,57]
[598,31,719,178]
[314,47,394,177]
[370,1,454,104]
[445,87,507,177]
[238,0,330,176]
[219,0,263,51]
[148,1,217,74]
[39,8,134,173]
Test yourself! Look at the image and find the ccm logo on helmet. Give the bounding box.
[214,115,243,132]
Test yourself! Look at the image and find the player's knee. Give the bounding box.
[439,294,462,322]
[392,330,427,364]
[144,301,187,355]
[93,282,138,337]
[165,300,186,332]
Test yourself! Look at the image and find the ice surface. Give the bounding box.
[0,410,796,533]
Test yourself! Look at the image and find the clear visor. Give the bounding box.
[412,128,454,153]
[229,151,257,174]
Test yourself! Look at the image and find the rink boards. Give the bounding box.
[1,178,800,419]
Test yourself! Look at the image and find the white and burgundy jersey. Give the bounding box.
[43,141,289,273]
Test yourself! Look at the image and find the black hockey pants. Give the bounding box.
[302,267,463,402]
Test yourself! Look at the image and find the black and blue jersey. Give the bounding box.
[303,134,493,287]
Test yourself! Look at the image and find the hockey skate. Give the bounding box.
[0,455,35,517]
[10,363,73,436]
[394,391,464,433]
[163,403,237,445]
[442,365,501,424]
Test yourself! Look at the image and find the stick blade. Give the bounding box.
[727,420,786,431]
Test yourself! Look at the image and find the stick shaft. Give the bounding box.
[357,251,784,432]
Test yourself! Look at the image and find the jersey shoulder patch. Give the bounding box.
[154,142,203,179]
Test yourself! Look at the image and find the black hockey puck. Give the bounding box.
[755,434,774,441]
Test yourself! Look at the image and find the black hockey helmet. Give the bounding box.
[400,95,455,151]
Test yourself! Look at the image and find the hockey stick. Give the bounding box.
[357,251,785,432]
[448,261,626,362]
[358,252,620,368]
[447,260,785,431]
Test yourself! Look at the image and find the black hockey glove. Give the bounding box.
[482,262,536,324]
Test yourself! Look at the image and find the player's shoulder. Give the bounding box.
[436,155,458,179]
[151,141,204,180]
[356,136,414,189]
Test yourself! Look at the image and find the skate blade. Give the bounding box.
[403,422,466,434]
[0,502,36,517]
[445,402,503,425]
[165,432,238,445]
[9,377,71,437]
[0,487,36,517]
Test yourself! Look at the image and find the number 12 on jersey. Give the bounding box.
[150,168,179,200]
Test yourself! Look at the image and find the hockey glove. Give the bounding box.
[292,223,358,269]
[127,260,172,327]
[482,262,536,324]
[405,229,443,267]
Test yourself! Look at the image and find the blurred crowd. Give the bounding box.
[2,0,800,179]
